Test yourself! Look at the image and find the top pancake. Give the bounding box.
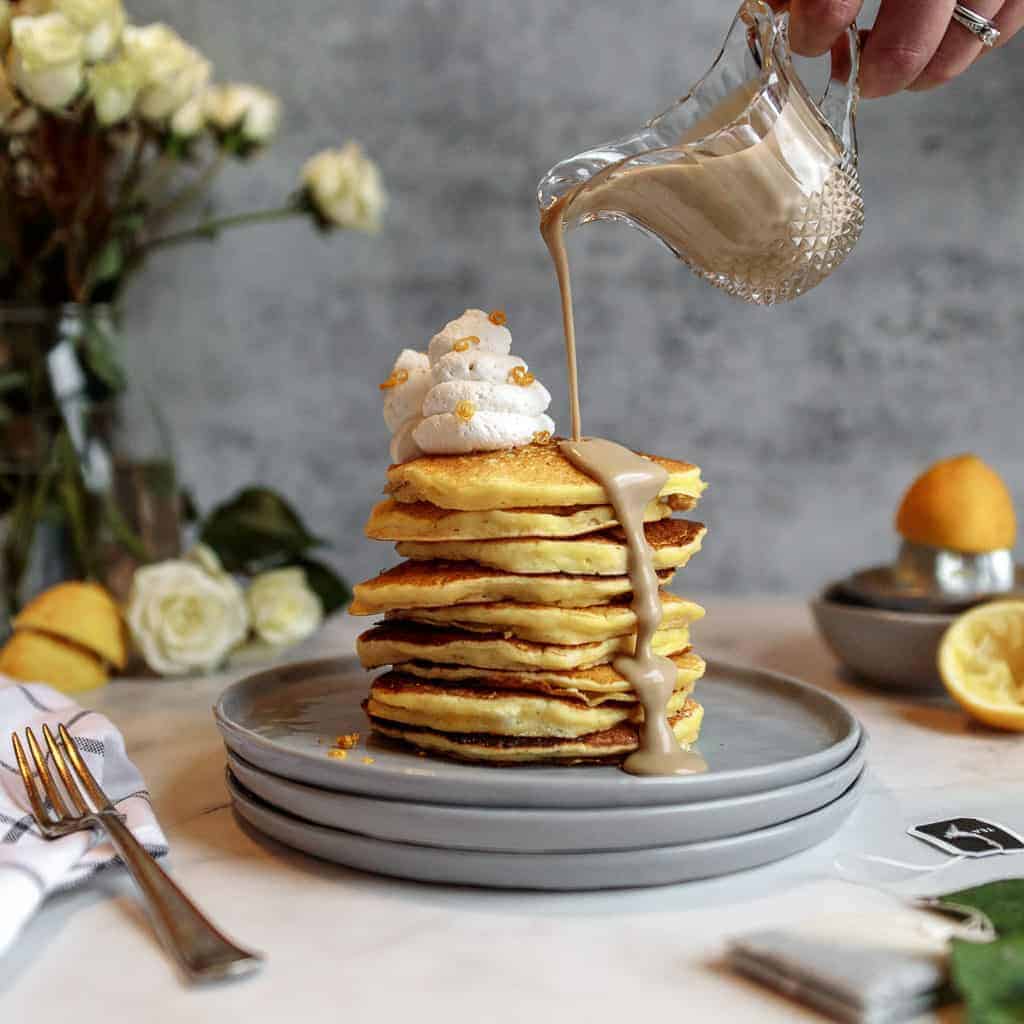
[385,436,705,511]
[365,495,695,542]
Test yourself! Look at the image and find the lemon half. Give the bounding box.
[939,601,1024,730]
[896,454,1016,553]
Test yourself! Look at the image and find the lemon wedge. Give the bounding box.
[14,581,127,669]
[0,629,108,694]
[938,601,1024,730]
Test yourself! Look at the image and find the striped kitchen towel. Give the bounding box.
[0,679,167,957]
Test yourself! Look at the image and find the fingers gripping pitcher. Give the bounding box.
[539,0,863,306]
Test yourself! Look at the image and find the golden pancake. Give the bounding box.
[393,592,705,645]
[396,519,704,576]
[356,621,691,671]
[385,436,705,510]
[349,560,675,614]
[399,650,706,705]
[365,495,694,541]
[367,699,704,764]
[367,675,695,737]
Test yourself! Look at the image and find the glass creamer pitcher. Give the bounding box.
[538,0,863,305]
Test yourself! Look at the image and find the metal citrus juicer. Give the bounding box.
[837,457,1021,613]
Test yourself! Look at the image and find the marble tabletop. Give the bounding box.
[3,598,1023,1023]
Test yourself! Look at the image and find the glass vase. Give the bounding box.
[0,304,182,628]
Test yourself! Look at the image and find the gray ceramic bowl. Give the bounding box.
[810,584,956,693]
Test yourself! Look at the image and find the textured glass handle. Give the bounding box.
[820,23,861,164]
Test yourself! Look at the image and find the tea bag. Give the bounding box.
[727,906,985,1024]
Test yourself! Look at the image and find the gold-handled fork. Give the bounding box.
[11,724,263,984]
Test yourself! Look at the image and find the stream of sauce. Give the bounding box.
[541,207,706,776]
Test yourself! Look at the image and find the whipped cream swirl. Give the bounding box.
[381,309,554,463]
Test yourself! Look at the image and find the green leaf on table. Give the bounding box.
[200,486,325,573]
[294,556,351,615]
[951,934,1024,1024]
[941,880,1024,936]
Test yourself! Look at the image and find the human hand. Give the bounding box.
[784,0,1021,97]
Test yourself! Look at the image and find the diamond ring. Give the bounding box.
[952,3,1001,47]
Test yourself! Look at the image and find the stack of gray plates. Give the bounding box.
[215,657,865,890]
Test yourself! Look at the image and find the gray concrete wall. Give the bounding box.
[123,0,1024,594]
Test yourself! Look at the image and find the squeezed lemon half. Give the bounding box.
[939,601,1024,730]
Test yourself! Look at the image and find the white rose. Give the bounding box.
[204,82,280,144]
[169,91,204,137]
[86,52,139,124]
[247,568,323,647]
[301,143,385,233]
[10,12,85,110]
[127,557,249,676]
[56,0,123,61]
[123,22,209,122]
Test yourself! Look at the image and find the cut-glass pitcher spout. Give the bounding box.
[538,0,864,305]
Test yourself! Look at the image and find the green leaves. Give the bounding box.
[293,556,351,615]
[200,487,323,571]
[85,238,123,294]
[80,314,126,394]
[199,487,349,613]
[951,935,1024,1024]
[942,881,1024,937]
[941,880,1024,1023]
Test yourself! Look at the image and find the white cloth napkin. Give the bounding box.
[0,678,168,957]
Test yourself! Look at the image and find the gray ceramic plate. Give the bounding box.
[227,770,866,890]
[226,735,867,853]
[214,656,862,809]
[811,586,954,693]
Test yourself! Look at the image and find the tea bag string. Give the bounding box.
[832,852,996,943]
[833,850,966,884]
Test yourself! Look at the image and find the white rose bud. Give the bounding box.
[126,557,249,676]
[204,82,280,145]
[170,91,204,138]
[301,142,385,234]
[123,22,210,123]
[247,568,323,648]
[187,542,229,578]
[56,0,124,62]
[10,12,85,110]
[86,52,140,124]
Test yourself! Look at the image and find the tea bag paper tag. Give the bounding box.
[908,818,1024,858]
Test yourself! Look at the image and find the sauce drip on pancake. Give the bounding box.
[544,211,706,776]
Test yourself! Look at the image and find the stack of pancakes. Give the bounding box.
[351,437,707,764]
